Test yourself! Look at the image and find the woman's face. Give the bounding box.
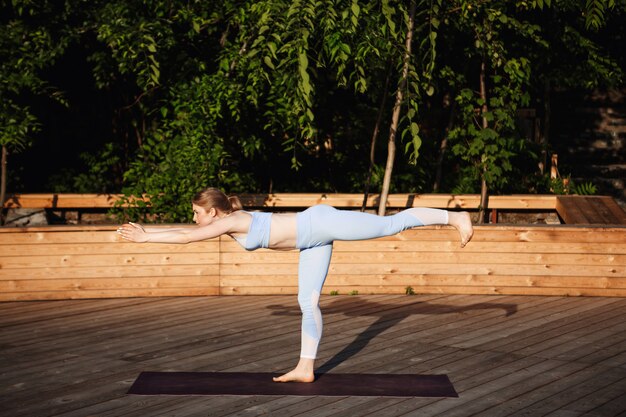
[192,203,214,226]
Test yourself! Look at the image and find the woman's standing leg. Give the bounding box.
[273,244,333,383]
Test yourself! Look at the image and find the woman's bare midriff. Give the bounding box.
[267,212,298,249]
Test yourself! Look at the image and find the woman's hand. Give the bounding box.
[117,222,149,243]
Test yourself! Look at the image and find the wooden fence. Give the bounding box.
[1,194,625,301]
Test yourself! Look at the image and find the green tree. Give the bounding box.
[445,2,540,222]
[0,1,70,222]
[3,0,624,223]
[119,0,436,220]
[434,0,624,222]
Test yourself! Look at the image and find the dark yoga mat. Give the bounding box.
[127,372,458,397]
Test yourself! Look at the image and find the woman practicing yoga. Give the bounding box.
[118,187,474,383]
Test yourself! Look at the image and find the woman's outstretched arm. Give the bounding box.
[117,217,236,244]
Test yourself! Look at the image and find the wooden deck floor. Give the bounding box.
[1,294,625,417]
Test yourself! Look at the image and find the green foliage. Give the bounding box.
[444,2,537,193]
[94,13,162,90]
[549,176,571,195]
[572,181,597,195]
[583,0,616,31]
[118,75,256,222]
[549,175,597,196]
[405,286,415,295]
[0,1,74,204]
[114,0,442,220]
[74,143,123,193]
[0,103,38,152]
[0,3,68,151]
[2,0,624,214]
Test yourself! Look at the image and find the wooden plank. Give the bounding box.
[556,195,626,225]
[221,251,626,266]
[218,263,626,277]
[468,298,625,353]
[220,239,626,254]
[0,297,267,352]
[0,276,220,292]
[0,252,219,268]
[2,301,261,358]
[584,380,626,417]
[508,306,626,359]
[440,362,593,416]
[218,226,626,248]
[0,298,160,327]
[0,229,203,244]
[587,196,626,223]
[0,242,218,256]
[504,365,626,416]
[405,296,572,344]
[0,265,220,280]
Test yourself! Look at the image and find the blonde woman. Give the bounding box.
[118,187,473,383]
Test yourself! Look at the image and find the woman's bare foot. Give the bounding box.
[273,358,315,383]
[448,211,474,248]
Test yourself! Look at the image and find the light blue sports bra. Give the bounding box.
[233,211,272,251]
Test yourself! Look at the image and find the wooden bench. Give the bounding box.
[3,193,559,210]
[3,193,560,226]
[3,193,565,227]
[7,192,626,225]
[556,196,626,225]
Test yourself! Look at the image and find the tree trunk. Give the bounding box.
[1,145,7,225]
[378,0,416,216]
[478,59,489,224]
[361,64,391,212]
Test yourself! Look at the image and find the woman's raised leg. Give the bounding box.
[304,205,473,248]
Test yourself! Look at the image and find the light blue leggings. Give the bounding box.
[294,205,449,358]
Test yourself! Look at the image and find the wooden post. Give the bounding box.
[0,145,7,225]
[550,153,559,180]
[550,153,559,193]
